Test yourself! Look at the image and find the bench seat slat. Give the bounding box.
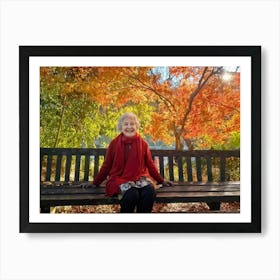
[40,183,240,209]
[156,191,240,198]
[41,195,120,205]
[40,184,240,195]
[41,193,239,201]
[154,194,240,204]
[41,192,240,206]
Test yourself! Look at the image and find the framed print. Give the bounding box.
[19,46,261,233]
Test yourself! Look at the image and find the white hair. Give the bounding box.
[117,112,140,131]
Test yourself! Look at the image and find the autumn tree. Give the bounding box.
[96,66,240,150]
[40,66,240,150]
[40,67,155,147]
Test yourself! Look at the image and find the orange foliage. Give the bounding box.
[41,66,240,149]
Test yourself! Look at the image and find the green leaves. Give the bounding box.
[40,66,240,150]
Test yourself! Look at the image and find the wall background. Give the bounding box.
[0,0,279,279]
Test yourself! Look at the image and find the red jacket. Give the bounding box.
[93,133,164,196]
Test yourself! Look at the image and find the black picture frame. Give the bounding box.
[19,46,261,233]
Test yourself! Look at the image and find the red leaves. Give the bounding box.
[41,66,240,149]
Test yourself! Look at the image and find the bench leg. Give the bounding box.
[207,202,220,211]
[40,205,50,213]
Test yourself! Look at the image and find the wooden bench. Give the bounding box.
[40,148,240,213]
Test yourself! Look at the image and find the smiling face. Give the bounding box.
[121,117,137,137]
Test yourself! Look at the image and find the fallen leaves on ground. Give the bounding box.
[51,202,240,214]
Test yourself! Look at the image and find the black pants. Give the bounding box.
[120,185,156,213]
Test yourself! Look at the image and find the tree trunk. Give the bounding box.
[54,95,67,148]
[175,131,184,151]
[184,138,194,151]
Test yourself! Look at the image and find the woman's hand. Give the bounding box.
[162,181,173,187]
[80,182,96,189]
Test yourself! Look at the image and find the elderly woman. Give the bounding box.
[83,112,172,213]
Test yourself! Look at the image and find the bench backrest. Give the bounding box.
[40,148,240,183]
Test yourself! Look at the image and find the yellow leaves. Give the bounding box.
[40,66,240,149]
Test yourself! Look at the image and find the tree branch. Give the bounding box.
[127,74,176,114]
[178,67,223,134]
